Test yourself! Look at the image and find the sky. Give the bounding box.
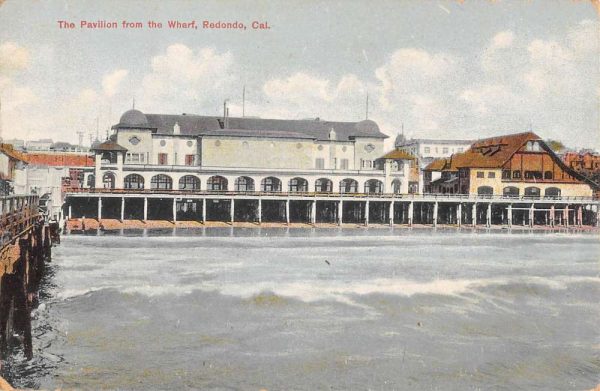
[0,0,598,150]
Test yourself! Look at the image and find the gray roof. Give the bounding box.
[199,128,315,140]
[113,110,388,141]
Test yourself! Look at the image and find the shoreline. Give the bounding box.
[65,218,599,233]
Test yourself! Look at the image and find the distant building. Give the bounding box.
[423,132,594,198]
[15,152,94,219]
[4,138,90,154]
[562,150,600,172]
[0,144,27,195]
[395,137,473,193]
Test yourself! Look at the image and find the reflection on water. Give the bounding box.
[4,228,599,390]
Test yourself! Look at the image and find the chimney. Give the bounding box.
[173,122,180,135]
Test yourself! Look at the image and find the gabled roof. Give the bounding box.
[379,150,416,160]
[91,140,127,152]
[113,110,389,141]
[425,132,541,171]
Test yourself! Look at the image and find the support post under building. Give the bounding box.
[172,198,177,223]
[257,199,262,224]
[457,203,462,227]
[507,204,512,227]
[143,197,148,221]
[529,204,534,228]
[285,199,290,225]
[408,201,413,226]
[201,199,206,223]
[550,205,555,227]
[365,200,370,226]
[389,201,394,227]
[486,203,491,228]
[433,202,438,227]
[120,197,125,221]
[311,200,316,225]
[338,200,343,225]
[471,203,477,227]
[564,205,569,227]
[230,199,235,223]
[98,197,102,220]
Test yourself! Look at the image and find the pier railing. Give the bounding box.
[0,195,41,249]
[66,188,598,202]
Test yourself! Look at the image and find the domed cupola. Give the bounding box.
[117,109,149,127]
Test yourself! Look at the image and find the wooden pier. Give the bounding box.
[0,195,56,364]
[65,189,600,228]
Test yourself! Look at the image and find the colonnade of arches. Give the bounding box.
[106,172,389,194]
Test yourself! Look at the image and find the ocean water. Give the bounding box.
[3,228,599,390]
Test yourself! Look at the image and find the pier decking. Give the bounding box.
[65,189,600,228]
[0,195,55,362]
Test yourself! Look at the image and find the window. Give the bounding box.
[158,153,168,165]
[339,179,358,193]
[513,171,521,179]
[124,174,144,189]
[424,147,431,154]
[488,172,495,178]
[315,158,325,169]
[185,154,196,166]
[178,175,200,190]
[524,171,542,180]
[502,170,511,179]
[364,179,383,194]
[289,178,308,192]
[207,176,228,191]
[544,171,553,180]
[340,159,349,170]
[261,177,281,192]
[315,178,333,193]
[234,176,254,191]
[361,159,372,169]
[476,171,484,178]
[442,147,449,154]
[150,174,172,190]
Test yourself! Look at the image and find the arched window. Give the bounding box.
[544,187,561,198]
[288,177,308,192]
[124,174,144,189]
[102,172,115,189]
[207,176,228,191]
[503,186,519,198]
[315,178,333,193]
[364,179,383,194]
[87,174,95,188]
[339,178,358,193]
[261,177,281,192]
[179,175,200,191]
[151,174,173,190]
[477,186,493,197]
[544,171,553,180]
[392,179,402,194]
[234,176,254,191]
[524,187,541,198]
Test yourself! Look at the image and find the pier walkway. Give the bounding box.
[65,189,600,228]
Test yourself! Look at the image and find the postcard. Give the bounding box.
[0,1,598,390]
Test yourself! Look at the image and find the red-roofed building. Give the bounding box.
[423,132,595,198]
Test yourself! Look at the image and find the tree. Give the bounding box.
[545,139,566,153]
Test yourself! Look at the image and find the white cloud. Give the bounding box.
[139,44,235,113]
[0,42,29,74]
[102,69,128,97]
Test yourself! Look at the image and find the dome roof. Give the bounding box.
[355,119,380,134]
[118,109,149,127]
